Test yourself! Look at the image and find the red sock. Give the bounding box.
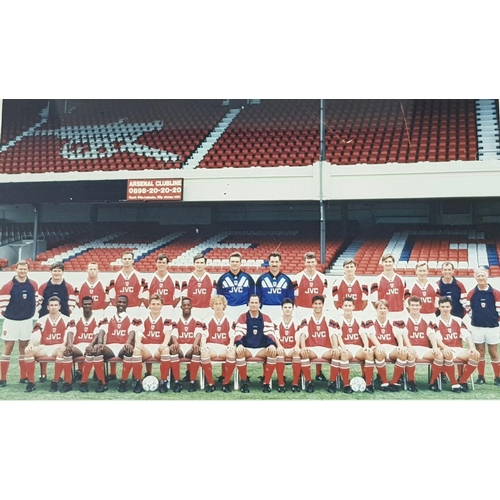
[25,357,36,383]
[81,356,93,383]
[301,359,312,382]
[478,358,486,377]
[159,354,171,381]
[121,357,133,380]
[19,354,26,380]
[429,359,443,384]
[291,356,301,385]
[364,360,374,386]
[53,358,64,382]
[223,359,236,385]
[63,356,73,383]
[236,358,247,380]
[190,354,201,382]
[132,356,142,380]
[492,359,500,378]
[263,357,276,384]
[444,360,458,385]
[170,354,181,381]
[340,360,350,387]
[375,360,388,384]
[145,362,153,376]
[93,355,106,384]
[459,359,478,383]
[201,359,215,386]
[406,359,416,382]
[0,355,10,380]
[390,359,406,384]
[276,356,286,386]
[329,359,340,382]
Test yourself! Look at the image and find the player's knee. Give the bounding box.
[471,351,481,362]
[340,351,349,362]
[133,347,142,356]
[365,350,374,361]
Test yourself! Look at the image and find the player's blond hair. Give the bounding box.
[210,295,227,309]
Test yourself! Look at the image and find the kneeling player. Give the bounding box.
[200,295,236,393]
[134,293,172,393]
[364,300,408,392]
[430,297,480,393]
[96,295,143,393]
[23,296,76,393]
[298,295,338,393]
[331,297,375,394]
[169,297,204,393]
[272,298,302,392]
[403,296,444,392]
[233,295,277,393]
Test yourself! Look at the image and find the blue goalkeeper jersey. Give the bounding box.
[216,271,255,307]
[256,271,295,306]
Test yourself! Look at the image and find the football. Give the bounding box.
[350,377,366,392]
[142,375,159,392]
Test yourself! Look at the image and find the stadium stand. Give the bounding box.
[0,99,480,173]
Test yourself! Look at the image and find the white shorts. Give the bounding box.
[470,326,500,345]
[305,346,332,359]
[377,344,399,358]
[106,343,128,357]
[412,346,434,359]
[191,307,211,323]
[36,344,64,357]
[141,344,163,359]
[345,344,364,358]
[73,343,92,356]
[2,318,34,342]
[205,342,232,357]
[260,305,283,323]
[240,347,267,359]
[176,343,194,358]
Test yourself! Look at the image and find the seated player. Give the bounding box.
[331,297,375,394]
[363,300,408,392]
[430,296,480,393]
[23,296,76,393]
[67,295,101,393]
[95,295,143,393]
[169,297,204,393]
[200,295,236,393]
[402,295,444,393]
[272,298,303,393]
[233,294,277,394]
[298,295,338,394]
[134,293,172,393]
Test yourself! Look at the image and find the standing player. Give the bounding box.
[402,296,444,392]
[256,251,295,323]
[233,294,277,393]
[200,295,236,393]
[370,253,409,321]
[67,296,100,392]
[75,261,109,321]
[363,300,408,392]
[95,295,143,393]
[169,297,204,393]
[330,297,375,394]
[23,296,76,393]
[407,262,438,321]
[464,267,500,385]
[293,252,329,381]
[216,251,255,320]
[298,295,338,393]
[148,253,181,318]
[182,253,215,323]
[106,250,148,380]
[38,261,77,317]
[107,250,148,320]
[436,261,467,319]
[0,260,39,387]
[272,298,303,392]
[134,293,172,393]
[331,259,369,314]
[430,296,480,392]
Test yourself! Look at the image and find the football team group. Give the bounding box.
[1,249,499,396]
